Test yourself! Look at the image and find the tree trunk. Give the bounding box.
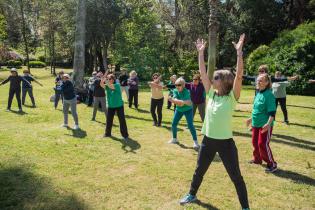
[207,0,219,80]
[102,41,109,73]
[73,0,86,91]
[19,0,30,72]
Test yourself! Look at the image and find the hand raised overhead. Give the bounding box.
[232,33,245,52]
[195,39,207,53]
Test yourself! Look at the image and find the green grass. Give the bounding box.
[0,68,314,210]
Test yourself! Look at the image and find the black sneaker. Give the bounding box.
[284,120,289,125]
[103,134,111,138]
[265,165,277,173]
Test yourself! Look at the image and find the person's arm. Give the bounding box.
[233,34,245,100]
[31,77,43,86]
[246,118,252,128]
[21,77,32,87]
[308,79,315,84]
[262,93,276,133]
[0,77,10,86]
[195,39,211,92]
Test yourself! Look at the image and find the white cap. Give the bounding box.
[63,74,70,79]
[10,68,17,72]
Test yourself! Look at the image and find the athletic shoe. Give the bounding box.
[284,120,289,125]
[265,165,277,173]
[168,138,178,144]
[6,108,11,112]
[18,109,23,112]
[91,118,95,121]
[123,137,129,141]
[73,125,80,130]
[193,142,200,150]
[61,124,68,128]
[248,160,262,165]
[179,193,197,205]
[103,134,111,138]
[242,208,250,210]
[157,123,161,127]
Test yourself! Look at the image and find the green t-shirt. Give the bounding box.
[272,81,289,98]
[252,89,276,127]
[105,83,124,108]
[173,88,192,112]
[202,89,237,139]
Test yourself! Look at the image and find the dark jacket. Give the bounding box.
[61,80,76,100]
[0,75,30,90]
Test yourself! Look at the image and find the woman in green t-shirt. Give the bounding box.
[101,74,129,140]
[179,34,250,210]
[168,77,199,149]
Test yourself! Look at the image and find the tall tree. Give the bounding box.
[73,0,86,91]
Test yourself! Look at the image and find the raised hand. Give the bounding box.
[195,39,207,53]
[232,33,245,52]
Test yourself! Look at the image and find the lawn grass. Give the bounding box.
[0,68,314,210]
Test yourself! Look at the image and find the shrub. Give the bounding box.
[7,60,22,68]
[29,61,46,68]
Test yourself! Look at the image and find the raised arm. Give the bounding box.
[195,39,211,92]
[0,77,10,86]
[233,33,245,100]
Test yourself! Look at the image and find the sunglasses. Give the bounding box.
[213,75,221,81]
[175,84,182,87]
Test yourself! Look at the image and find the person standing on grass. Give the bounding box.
[101,73,129,140]
[180,34,250,210]
[61,74,79,130]
[168,77,200,149]
[185,74,206,122]
[272,71,297,125]
[22,70,43,107]
[246,73,277,173]
[127,70,139,109]
[148,73,164,127]
[119,70,129,100]
[87,71,97,107]
[166,75,177,110]
[54,71,64,109]
[91,72,108,121]
[0,68,31,112]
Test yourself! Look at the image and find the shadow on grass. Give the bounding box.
[194,200,220,210]
[272,168,315,186]
[233,131,315,152]
[8,110,28,115]
[0,166,88,210]
[23,104,36,108]
[125,114,187,127]
[65,127,87,139]
[135,108,150,114]
[287,104,315,110]
[288,122,315,130]
[109,136,141,154]
[161,125,183,132]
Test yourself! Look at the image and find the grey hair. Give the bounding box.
[213,69,235,96]
[175,77,185,86]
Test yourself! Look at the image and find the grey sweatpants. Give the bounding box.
[63,98,79,125]
[193,102,205,122]
[93,96,107,119]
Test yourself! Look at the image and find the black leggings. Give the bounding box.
[150,98,164,125]
[8,88,22,110]
[189,136,249,209]
[128,89,138,108]
[275,97,288,122]
[105,106,129,138]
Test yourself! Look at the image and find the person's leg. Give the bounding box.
[128,89,133,107]
[189,137,216,195]
[16,89,22,110]
[258,126,277,168]
[134,89,139,108]
[198,102,206,122]
[150,98,158,125]
[251,127,262,163]
[92,97,99,120]
[171,110,183,139]
[157,98,164,125]
[218,139,249,209]
[125,86,129,99]
[70,98,79,125]
[275,98,280,120]
[279,97,288,122]
[192,103,197,119]
[88,89,93,106]
[105,108,115,136]
[63,100,70,125]
[7,89,15,110]
[28,88,35,106]
[184,109,198,142]
[22,88,27,105]
[117,106,129,138]
[55,90,60,108]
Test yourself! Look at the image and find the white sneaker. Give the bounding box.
[73,125,80,130]
[61,124,68,128]
[193,141,200,150]
[168,138,178,144]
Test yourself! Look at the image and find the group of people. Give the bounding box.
[2,32,313,210]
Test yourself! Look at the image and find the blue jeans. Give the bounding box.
[172,109,197,141]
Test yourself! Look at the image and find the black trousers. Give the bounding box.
[275,97,288,122]
[128,89,138,108]
[150,98,164,125]
[87,89,94,106]
[105,106,129,138]
[8,88,22,110]
[189,136,249,209]
[54,89,63,108]
[22,88,35,106]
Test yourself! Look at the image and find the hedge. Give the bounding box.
[29,61,46,68]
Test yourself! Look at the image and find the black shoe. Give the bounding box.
[284,120,289,125]
[265,165,278,173]
[103,134,111,138]
[153,122,157,126]
[157,123,161,127]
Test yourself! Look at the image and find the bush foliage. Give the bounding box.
[246,22,315,95]
[29,61,46,68]
[7,60,22,68]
